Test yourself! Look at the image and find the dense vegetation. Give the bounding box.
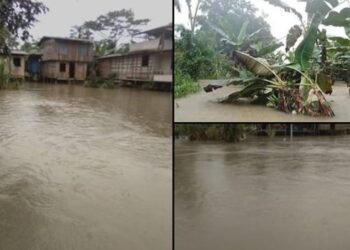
[175,0,275,97]
[175,0,350,117]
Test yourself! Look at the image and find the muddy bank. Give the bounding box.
[175,81,350,122]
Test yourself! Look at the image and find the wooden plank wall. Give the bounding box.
[97,52,172,82]
[98,54,155,81]
[41,39,93,62]
[41,61,88,80]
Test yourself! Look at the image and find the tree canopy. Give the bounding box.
[70,9,150,55]
[0,0,48,53]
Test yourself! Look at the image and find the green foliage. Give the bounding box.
[20,39,39,53]
[0,0,48,52]
[174,70,200,98]
[0,58,22,89]
[85,62,116,89]
[294,13,323,70]
[175,27,233,81]
[71,9,149,55]
[322,7,350,27]
[0,58,10,89]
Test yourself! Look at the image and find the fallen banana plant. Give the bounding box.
[205,51,335,117]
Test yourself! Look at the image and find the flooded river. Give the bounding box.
[175,81,350,122]
[0,83,172,250]
[176,136,350,250]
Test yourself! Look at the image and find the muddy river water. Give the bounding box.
[176,136,350,250]
[0,83,172,250]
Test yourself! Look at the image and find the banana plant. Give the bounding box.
[206,20,283,57]
[205,50,335,116]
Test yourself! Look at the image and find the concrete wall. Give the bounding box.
[2,55,26,79]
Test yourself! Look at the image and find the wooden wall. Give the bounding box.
[40,39,93,62]
[41,61,88,81]
[97,51,172,82]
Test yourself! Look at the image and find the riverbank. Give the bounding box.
[175,80,350,122]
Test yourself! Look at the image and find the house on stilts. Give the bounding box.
[96,24,173,89]
[38,37,93,82]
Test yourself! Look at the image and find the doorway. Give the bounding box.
[69,62,75,79]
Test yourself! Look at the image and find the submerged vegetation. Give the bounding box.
[175,0,350,117]
[175,124,247,142]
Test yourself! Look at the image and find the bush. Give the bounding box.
[85,70,116,89]
[0,58,10,89]
[174,71,200,98]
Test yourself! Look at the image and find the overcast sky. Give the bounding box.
[176,0,350,40]
[29,0,172,41]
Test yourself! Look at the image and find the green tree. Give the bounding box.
[20,39,39,53]
[71,9,149,52]
[0,0,48,54]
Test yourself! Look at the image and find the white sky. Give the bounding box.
[28,0,172,41]
[175,0,350,40]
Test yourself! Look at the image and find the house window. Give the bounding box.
[141,55,149,67]
[59,63,66,72]
[13,57,21,67]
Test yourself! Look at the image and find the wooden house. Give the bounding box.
[0,51,27,80]
[39,37,93,81]
[96,24,173,84]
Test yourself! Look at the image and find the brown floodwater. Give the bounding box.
[175,136,350,250]
[0,83,172,250]
[175,81,350,122]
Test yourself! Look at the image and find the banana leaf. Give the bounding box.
[237,21,249,43]
[218,80,271,103]
[323,8,350,27]
[346,27,350,38]
[232,51,276,77]
[256,42,284,57]
[294,13,323,70]
[328,36,350,46]
[302,0,339,16]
